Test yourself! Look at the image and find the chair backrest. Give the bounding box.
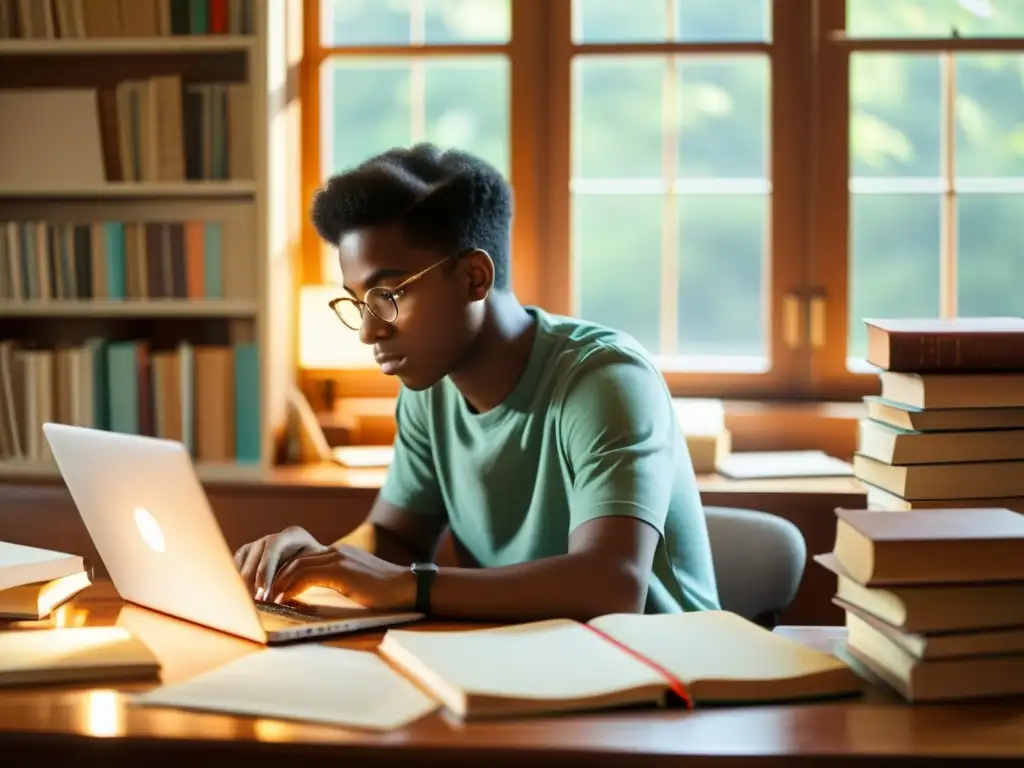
[703,505,806,627]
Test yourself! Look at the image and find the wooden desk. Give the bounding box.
[0,468,864,626]
[1,582,1022,767]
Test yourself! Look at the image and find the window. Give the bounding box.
[304,0,513,288]
[814,0,1024,395]
[301,0,1024,401]
[569,1,773,374]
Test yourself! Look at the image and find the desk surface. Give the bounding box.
[1,583,1022,767]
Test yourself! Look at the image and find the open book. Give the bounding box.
[378,610,863,719]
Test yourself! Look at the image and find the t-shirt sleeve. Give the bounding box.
[559,353,677,536]
[379,388,446,518]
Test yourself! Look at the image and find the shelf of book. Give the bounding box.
[0,35,257,55]
[0,182,258,199]
[0,0,257,41]
[0,0,300,475]
[0,300,258,318]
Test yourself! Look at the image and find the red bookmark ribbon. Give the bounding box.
[583,624,694,710]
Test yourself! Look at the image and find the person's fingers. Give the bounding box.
[236,536,264,593]
[241,544,270,598]
[254,536,290,599]
[239,540,266,595]
[268,551,341,603]
[232,543,249,571]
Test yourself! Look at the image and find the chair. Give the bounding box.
[703,506,807,628]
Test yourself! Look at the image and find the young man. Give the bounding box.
[233,144,720,622]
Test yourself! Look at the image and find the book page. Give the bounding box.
[382,619,663,701]
[131,645,438,732]
[589,611,860,702]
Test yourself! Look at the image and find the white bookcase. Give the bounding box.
[0,0,301,481]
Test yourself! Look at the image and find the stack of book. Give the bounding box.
[0,541,91,622]
[816,507,1024,702]
[854,317,1024,511]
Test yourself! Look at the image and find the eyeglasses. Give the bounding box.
[328,252,463,331]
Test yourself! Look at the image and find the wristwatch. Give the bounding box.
[410,562,438,614]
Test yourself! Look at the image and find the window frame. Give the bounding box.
[309,0,1024,403]
[540,0,813,401]
[812,0,1024,400]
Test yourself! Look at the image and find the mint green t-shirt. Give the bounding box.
[379,307,720,614]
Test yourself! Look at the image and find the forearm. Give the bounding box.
[334,523,420,566]
[428,553,646,623]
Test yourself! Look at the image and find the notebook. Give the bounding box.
[0,627,160,687]
[378,610,863,719]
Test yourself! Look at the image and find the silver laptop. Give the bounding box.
[42,423,423,644]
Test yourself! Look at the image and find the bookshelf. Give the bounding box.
[0,35,257,55]
[0,181,257,197]
[0,0,300,481]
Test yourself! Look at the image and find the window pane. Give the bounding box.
[323,0,409,45]
[847,0,1024,37]
[424,58,509,175]
[677,194,768,364]
[425,0,510,43]
[956,53,1024,178]
[321,59,411,175]
[850,54,941,179]
[321,56,509,281]
[678,56,768,178]
[573,194,662,353]
[322,0,510,45]
[848,194,941,362]
[958,194,1024,315]
[573,57,664,179]
[675,0,770,42]
[572,0,770,43]
[572,0,666,43]
[322,57,509,176]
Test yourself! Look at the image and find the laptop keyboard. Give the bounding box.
[255,600,317,623]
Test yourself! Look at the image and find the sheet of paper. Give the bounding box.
[131,645,438,732]
[332,445,393,468]
[717,450,854,479]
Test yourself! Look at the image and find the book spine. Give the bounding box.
[884,333,1024,373]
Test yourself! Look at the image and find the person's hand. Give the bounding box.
[233,526,331,600]
[265,543,417,611]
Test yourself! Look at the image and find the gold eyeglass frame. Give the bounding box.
[327,249,475,330]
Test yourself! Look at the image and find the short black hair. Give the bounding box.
[311,143,513,291]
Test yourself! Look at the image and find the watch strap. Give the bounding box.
[411,562,438,614]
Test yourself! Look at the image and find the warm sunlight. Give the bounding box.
[81,690,124,738]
